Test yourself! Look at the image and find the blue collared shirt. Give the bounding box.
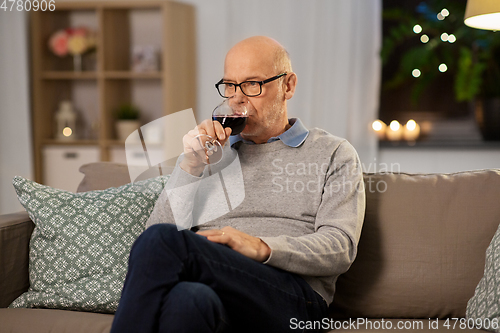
[229,118,309,148]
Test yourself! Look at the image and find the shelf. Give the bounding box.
[42,71,98,80]
[105,140,126,147]
[104,71,162,79]
[105,140,167,147]
[43,139,99,146]
[379,139,500,149]
[31,0,195,185]
[41,71,163,80]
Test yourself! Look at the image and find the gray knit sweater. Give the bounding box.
[146,127,365,304]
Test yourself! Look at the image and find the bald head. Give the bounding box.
[222,36,297,144]
[225,36,292,77]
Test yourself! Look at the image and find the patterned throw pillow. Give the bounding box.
[9,175,169,313]
[466,222,500,332]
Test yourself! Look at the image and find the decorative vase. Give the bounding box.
[475,98,500,141]
[84,51,97,71]
[73,54,82,72]
[116,120,140,141]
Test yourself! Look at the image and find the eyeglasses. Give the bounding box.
[215,73,287,98]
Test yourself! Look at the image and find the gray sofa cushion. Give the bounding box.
[77,162,131,193]
[0,211,33,307]
[0,308,112,333]
[331,169,500,319]
[77,162,175,193]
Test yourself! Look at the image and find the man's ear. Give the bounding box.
[284,73,297,100]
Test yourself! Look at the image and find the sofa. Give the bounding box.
[1,163,499,333]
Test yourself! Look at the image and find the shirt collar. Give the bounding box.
[229,118,309,148]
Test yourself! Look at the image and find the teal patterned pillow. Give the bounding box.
[466,222,500,332]
[9,175,169,313]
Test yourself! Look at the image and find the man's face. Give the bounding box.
[223,47,287,140]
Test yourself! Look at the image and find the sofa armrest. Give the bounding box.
[0,211,34,308]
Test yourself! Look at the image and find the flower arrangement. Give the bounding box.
[48,27,97,57]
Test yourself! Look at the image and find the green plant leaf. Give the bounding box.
[115,104,140,120]
[382,0,500,103]
[455,47,486,102]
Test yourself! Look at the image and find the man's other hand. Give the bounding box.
[197,226,271,262]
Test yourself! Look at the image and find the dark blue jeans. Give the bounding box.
[110,224,329,333]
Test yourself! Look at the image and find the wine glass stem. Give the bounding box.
[205,138,217,148]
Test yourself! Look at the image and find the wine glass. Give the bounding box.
[190,98,248,165]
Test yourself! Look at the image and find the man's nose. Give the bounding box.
[230,86,248,104]
[227,94,248,115]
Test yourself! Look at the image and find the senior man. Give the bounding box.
[110,36,365,333]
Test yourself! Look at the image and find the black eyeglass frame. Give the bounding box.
[215,73,288,98]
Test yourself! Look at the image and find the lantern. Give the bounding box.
[55,100,77,140]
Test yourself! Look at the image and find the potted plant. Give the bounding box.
[115,103,141,141]
[382,0,500,140]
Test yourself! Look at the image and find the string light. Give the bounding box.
[412,69,421,77]
[441,8,449,17]
[413,24,422,33]
[439,63,448,72]
[421,34,429,43]
[441,32,449,42]
[448,34,456,43]
[437,13,445,20]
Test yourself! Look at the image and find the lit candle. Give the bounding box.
[386,120,403,141]
[403,119,421,141]
[371,120,387,140]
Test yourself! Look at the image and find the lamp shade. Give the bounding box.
[464,0,500,30]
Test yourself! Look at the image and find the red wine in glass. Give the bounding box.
[190,98,248,165]
[212,115,248,135]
